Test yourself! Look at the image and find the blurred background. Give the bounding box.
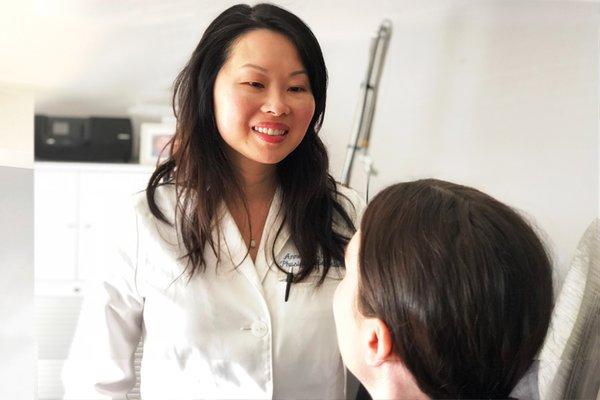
[0,0,598,399]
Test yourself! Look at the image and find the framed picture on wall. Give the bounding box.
[139,122,175,165]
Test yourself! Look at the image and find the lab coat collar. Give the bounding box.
[259,187,290,281]
[217,202,262,296]
[136,184,291,294]
[218,186,290,291]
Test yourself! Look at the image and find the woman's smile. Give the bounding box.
[252,122,291,143]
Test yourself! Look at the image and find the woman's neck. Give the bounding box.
[231,155,277,204]
[364,362,429,400]
[368,383,428,400]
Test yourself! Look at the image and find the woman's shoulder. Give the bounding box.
[334,183,364,206]
[127,184,181,248]
[332,182,367,226]
[132,183,177,223]
[127,183,184,255]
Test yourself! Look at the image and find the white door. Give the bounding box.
[34,169,79,281]
[77,170,151,281]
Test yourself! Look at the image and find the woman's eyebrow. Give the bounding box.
[240,63,307,77]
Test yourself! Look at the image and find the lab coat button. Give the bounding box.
[251,321,268,338]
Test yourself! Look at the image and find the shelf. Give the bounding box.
[34,161,155,173]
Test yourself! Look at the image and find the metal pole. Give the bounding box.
[341,20,392,186]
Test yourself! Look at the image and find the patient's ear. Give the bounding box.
[362,317,394,367]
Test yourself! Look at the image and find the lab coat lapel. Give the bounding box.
[261,188,291,281]
[218,204,265,296]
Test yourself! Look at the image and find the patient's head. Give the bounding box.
[333,179,553,399]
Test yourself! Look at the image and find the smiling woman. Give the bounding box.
[213,29,315,165]
[62,3,365,400]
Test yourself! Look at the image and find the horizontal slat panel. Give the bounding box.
[35,296,83,359]
[37,359,66,400]
[35,295,143,399]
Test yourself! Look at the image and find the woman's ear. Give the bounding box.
[362,317,394,367]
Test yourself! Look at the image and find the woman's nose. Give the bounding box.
[260,91,291,116]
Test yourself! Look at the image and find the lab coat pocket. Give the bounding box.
[276,264,344,306]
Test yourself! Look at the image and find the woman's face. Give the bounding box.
[333,231,365,378]
[213,29,316,168]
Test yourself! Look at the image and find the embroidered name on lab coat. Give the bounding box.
[281,253,302,269]
[280,252,341,274]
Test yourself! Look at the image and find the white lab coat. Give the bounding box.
[62,183,365,400]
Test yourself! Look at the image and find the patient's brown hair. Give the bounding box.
[357,179,553,399]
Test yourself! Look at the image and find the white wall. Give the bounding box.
[0,88,34,399]
[322,1,599,287]
[0,88,34,169]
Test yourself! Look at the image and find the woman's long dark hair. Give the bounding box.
[357,179,553,398]
[146,3,355,283]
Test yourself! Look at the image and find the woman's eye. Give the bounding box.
[289,86,306,93]
[245,82,264,89]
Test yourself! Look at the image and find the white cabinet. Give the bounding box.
[34,169,79,281]
[34,162,153,288]
[77,170,150,282]
[34,162,152,400]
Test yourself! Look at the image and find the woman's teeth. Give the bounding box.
[253,127,287,136]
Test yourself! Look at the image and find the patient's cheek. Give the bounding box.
[332,281,343,326]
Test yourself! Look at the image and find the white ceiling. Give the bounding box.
[0,0,460,117]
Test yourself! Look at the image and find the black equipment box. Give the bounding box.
[35,115,133,162]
